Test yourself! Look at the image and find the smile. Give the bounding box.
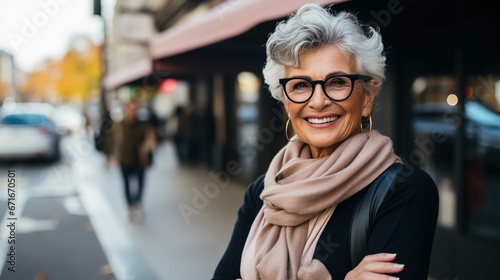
[306,116,339,124]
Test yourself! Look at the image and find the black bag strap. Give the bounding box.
[349,164,403,267]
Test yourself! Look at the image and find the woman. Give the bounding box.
[213,4,438,280]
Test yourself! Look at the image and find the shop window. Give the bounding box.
[465,75,500,242]
[235,72,261,181]
[412,75,458,229]
[412,75,500,242]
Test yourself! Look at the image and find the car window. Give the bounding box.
[0,114,48,125]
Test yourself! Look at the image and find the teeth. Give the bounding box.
[307,116,339,124]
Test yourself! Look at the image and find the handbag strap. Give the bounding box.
[349,164,403,267]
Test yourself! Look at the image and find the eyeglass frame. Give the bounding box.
[279,74,373,103]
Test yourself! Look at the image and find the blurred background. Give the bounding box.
[0,0,499,279]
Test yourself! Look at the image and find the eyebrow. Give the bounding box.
[287,71,349,80]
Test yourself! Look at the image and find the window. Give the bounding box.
[412,75,500,242]
[465,75,500,242]
[235,72,261,181]
[412,75,458,229]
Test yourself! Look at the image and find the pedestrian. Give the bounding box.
[173,104,196,165]
[98,109,115,167]
[147,104,162,143]
[213,4,438,280]
[172,106,186,163]
[108,99,156,223]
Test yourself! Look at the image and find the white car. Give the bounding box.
[0,113,61,161]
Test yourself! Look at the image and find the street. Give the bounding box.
[0,131,248,280]
[0,133,113,280]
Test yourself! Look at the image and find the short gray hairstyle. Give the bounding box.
[263,3,386,102]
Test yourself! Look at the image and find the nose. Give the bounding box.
[308,83,331,109]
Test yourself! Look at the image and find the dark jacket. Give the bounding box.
[213,165,439,279]
[108,119,152,167]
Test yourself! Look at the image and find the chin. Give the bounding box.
[305,139,338,149]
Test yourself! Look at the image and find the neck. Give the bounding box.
[309,145,337,159]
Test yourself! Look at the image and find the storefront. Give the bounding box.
[149,0,337,177]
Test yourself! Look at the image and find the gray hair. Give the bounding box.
[263,3,386,102]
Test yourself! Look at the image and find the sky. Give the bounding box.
[0,0,115,72]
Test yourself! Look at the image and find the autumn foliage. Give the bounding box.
[20,37,102,103]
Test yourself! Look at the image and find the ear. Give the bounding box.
[362,81,379,117]
[283,96,292,116]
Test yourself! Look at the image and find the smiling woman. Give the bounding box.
[280,45,378,158]
[213,3,439,280]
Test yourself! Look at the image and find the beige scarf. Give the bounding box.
[240,130,401,280]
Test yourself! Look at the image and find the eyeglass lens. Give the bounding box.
[284,76,353,102]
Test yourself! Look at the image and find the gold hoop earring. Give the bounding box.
[368,114,372,138]
[360,114,373,137]
[369,114,372,132]
[285,119,294,141]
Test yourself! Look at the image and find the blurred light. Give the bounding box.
[159,79,177,93]
[110,107,123,123]
[412,77,427,95]
[447,94,458,106]
[2,97,16,112]
[237,72,260,103]
[153,93,176,118]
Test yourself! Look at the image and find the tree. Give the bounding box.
[20,36,102,104]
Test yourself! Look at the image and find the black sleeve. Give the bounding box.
[212,175,265,280]
[364,167,439,279]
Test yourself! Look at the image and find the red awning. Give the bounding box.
[103,58,152,91]
[150,0,344,60]
[104,0,345,89]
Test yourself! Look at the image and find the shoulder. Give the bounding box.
[134,120,151,131]
[393,164,439,200]
[245,174,265,208]
[251,174,265,191]
[237,174,265,227]
[377,163,439,215]
[138,120,150,127]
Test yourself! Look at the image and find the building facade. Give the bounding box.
[0,50,16,102]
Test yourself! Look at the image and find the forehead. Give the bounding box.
[285,45,356,78]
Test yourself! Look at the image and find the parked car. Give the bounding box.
[0,102,56,118]
[0,101,77,136]
[0,113,61,161]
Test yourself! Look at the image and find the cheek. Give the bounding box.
[348,89,367,115]
[339,92,366,130]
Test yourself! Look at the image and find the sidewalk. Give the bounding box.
[75,138,248,280]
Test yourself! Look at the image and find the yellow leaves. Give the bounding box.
[56,42,102,103]
[21,37,102,103]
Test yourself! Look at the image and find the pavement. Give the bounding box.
[0,133,249,280]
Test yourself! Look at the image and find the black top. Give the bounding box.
[213,165,439,280]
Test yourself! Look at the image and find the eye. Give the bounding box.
[289,80,312,92]
[326,77,348,88]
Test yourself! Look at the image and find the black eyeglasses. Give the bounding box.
[279,74,373,103]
